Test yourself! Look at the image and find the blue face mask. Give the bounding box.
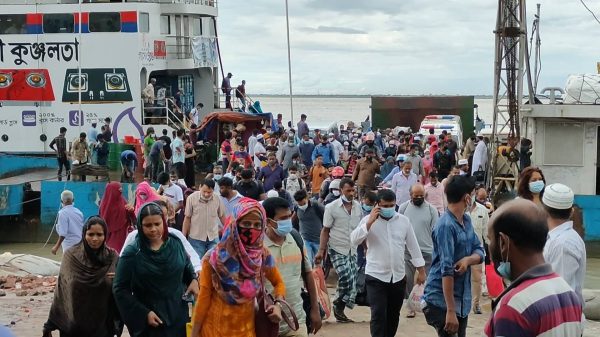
[379,207,396,218]
[361,204,373,214]
[273,219,293,237]
[528,180,545,194]
[495,237,512,281]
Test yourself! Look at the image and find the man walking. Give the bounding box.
[188,103,204,127]
[258,153,285,192]
[397,183,438,318]
[312,135,336,167]
[299,133,315,169]
[391,161,418,207]
[315,178,362,322]
[468,185,489,314]
[405,144,425,180]
[279,136,300,171]
[422,175,484,337]
[297,114,309,139]
[542,183,586,304]
[485,200,584,337]
[183,179,227,258]
[70,132,90,181]
[292,189,324,265]
[351,189,426,337]
[425,172,446,214]
[49,127,70,181]
[221,72,233,109]
[263,197,323,336]
[352,148,380,198]
[52,190,84,255]
[471,134,488,175]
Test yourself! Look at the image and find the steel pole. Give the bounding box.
[285,0,294,124]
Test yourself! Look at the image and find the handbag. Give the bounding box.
[255,271,299,337]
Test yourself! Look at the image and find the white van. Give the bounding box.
[419,115,463,148]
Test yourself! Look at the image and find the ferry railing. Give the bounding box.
[141,97,186,130]
[217,86,255,112]
[166,36,192,60]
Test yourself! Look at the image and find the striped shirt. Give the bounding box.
[49,135,68,158]
[485,264,584,337]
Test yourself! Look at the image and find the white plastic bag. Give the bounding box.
[407,284,425,313]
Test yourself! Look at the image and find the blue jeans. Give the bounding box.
[304,239,320,267]
[189,238,218,259]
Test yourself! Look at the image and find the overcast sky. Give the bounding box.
[217,0,599,95]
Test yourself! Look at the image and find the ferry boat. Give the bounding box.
[0,0,220,154]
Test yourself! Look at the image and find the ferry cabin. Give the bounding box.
[0,0,219,154]
[523,103,600,239]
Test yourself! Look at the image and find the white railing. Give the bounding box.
[140,97,186,130]
[216,86,256,113]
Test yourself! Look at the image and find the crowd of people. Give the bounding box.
[42,113,587,337]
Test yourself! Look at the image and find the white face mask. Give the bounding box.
[289,174,298,180]
[297,203,309,211]
[332,190,341,196]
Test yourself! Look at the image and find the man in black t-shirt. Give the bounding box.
[234,168,266,201]
[159,129,172,173]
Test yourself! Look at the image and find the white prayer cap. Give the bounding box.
[267,190,279,198]
[542,183,574,210]
[458,159,468,166]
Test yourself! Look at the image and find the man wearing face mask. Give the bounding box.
[397,183,438,318]
[299,133,315,169]
[235,168,267,201]
[183,179,228,258]
[484,200,584,337]
[352,148,381,199]
[425,172,446,215]
[391,161,418,207]
[359,132,382,160]
[279,135,301,171]
[422,175,484,337]
[405,144,424,180]
[292,189,324,266]
[350,189,426,337]
[467,185,489,314]
[323,179,342,205]
[263,197,323,336]
[312,135,336,167]
[157,172,184,225]
[315,178,362,322]
[258,152,285,192]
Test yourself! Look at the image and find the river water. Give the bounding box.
[253,96,494,129]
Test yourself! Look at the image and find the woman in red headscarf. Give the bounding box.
[100,182,135,252]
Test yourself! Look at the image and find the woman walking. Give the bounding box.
[134,181,161,215]
[113,202,197,337]
[191,198,285,337]
[100,182,135,252]
[43,217,119,337]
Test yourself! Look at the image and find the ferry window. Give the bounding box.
[139,12,149,33]
[543,122,584,166]
[0,15,26,34]
[89,12,121,32]
[43,14,74,34]
[160,15,170,34]
[192,17,202,36]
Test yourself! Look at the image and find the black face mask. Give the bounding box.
[412,197,425,207]
[367,157,373,162]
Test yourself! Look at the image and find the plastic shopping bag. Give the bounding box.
[407,284,425,313]
[312,266,331,319]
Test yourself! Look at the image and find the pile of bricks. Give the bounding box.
[0,275,57,297]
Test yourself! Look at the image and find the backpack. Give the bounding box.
[283,177,305,191]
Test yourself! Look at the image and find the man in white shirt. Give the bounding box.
[188,103,204,126]
[51,190,84,255]
[351,189,426,337]
[542,183,586,305]
[391,161,419,207]
[253,134,267,170]
[171,129,186,178]
[157,172,184,225]
[471,135,488,175]
[468,186,490,314]
[248,129,259,160]
[329,133,344,164]
[315,178,363,323]
[397,183,438,317]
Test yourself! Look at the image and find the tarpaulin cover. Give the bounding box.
[564,74,600,104]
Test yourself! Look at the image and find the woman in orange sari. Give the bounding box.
[191,198,285,337]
